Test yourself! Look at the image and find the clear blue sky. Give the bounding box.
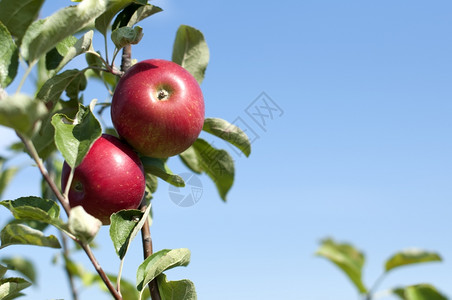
[1,0,452,299]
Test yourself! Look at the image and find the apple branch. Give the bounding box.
[18,133,123,300]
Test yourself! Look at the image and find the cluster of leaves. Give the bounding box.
[0,0,251,299]
[316,238,447,300]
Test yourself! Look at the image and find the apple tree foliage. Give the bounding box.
[316,238,448,300]
[0,0,251,299]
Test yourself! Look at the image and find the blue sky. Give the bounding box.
[1,0,452,299]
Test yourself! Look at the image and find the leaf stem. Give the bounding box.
[15,62,36,94]
[365,272,387,300]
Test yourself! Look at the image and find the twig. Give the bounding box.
[18,133,122,300]
[61,233,79,300]
[140,203,160,300]
[120,44,132,74]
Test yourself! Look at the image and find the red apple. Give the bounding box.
[111,59,205,158]
[61,134,146,225]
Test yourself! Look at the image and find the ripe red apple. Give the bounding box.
[111,59,205,158]
[61,134,146,225]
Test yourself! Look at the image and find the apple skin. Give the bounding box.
[111,59,205,158]
[61,134,146,225]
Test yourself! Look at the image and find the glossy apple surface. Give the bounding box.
[111,59,205,158]
[61,134,145,225]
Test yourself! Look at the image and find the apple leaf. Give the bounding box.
[0,223,61,249]
[21,0,109,63]
[0,93,48,138]
[0,158,19,199]
[0,22,18,88]
[316,238,367,294]
[0,264,6,278]
[37,69,87,107]
[68,206,102,244]
[0,277,31,299]
[46,31,93,74]
[0,197,61,226]
[172,25,209,84]
[0,0,44,43]
[191,139,235,201]
[179,147,202,174]
[203,118,251,157]
[157,273,197,300]
[111,26,143,49]
[392,284,447,300]
[1,257,36,284]
[141,157,185,188]
[385,249,442,273]
[136,248,191,292]
[112,4,162,30]
[94,0,136,37]
[110,205,151,260]
[51,100,102,168]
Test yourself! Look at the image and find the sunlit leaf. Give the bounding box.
[0,223,61,249]
[21,0,109,63]
[0,22,18,88]
[112,4,162,30]
[111,26,143,49]
[0,93,48,137]
[191,139,234,201]
[0,277,31,299]
[157,273,197,300]
[1,257,36,284]
[94,0,135,37]
[51,100,102,168]
[316,238,367,294]
[385,249,442,272]
[172,25,209,84]
[0,0,44,42]
[68,206,102,244]
[136,248,191,292]
[141,157,185,187]
[203,118,251,157]
[110,205,151,259]
[392,284,447,300]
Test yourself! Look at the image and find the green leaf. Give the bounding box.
[0,93,48,137]
[110,205,151,259]
[111,26,143,49]
[141,157,185,188]
[0,223,61,249]
[0,22,18,88]
[32,98,79,159]
[0,277,31,299]
[172,25,209,84]
[45,35,77,70]
[179,147,202,174]
[68,206,102,244]
[95,0,135,37]
[0,197,61,225]
[1,257,36,284]
[316,238,367,294]
[0,158,19,199]
[36,69,86,107]
[191,139,234,201]
[157,273,197,300]
[21,0,110,63]
[0,0,44,43]
[0,264,7,278]
[385,249,442,272]
[392,284,447,300]
[112,4,162,30]
[203,118,251,157]
[51,100,102,168]
[136,248,191,292]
